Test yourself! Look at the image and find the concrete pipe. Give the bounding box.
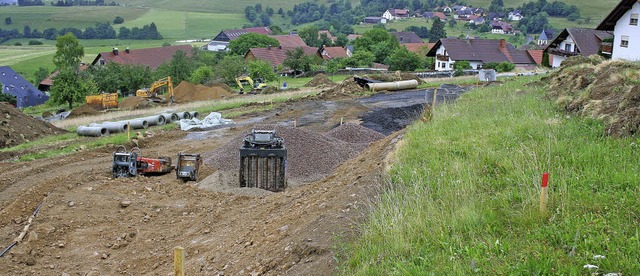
[176,111,192,120]
[99,121,128,133]
[170,113,179,122]
[188,111,199,119]
[160,113,175,124]
[77,126,109,137]
[120,119,149,129]
[143,115,166,126]
[365,80,419,92]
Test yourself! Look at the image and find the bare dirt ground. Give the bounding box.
[0,86,454,275]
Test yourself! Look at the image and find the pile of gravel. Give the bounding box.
[326,123,385,144]
[205,124,386,183]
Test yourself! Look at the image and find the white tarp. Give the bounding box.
[178,112,234,131]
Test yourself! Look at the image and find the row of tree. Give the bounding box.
[10,22,161,40]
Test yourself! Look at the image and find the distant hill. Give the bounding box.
[0,0,17,5]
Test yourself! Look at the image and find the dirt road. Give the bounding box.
[0,87,465,274]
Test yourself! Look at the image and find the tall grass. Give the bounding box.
[340,77,640,274]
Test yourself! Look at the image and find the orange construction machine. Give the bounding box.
[112,146,173,178]
[135,76,174,103]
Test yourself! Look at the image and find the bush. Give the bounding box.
[28,40,43,45]
[113,16,124,24]
[483,61,515,72]
[0,92,17,105]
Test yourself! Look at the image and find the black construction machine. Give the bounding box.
[112,146,173,178]
[239,129,287,192]
[176,153,202,182]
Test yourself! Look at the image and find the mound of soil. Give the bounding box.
[205,124,385,183]
[544,57,640,137]
[0,102,66,148]
[67,104,99,119]
[326,123,385,144]
[211,82,234,93]
[304,73,336,88]
[173,81,233,103]
[119,97,157,110]
[318,77,365,99]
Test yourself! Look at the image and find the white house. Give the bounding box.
[596,0,640,61]
[382,9,410,20]
[544,28,612,68]
[508,10,523,21]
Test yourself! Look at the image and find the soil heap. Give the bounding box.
[119,96,157,110]
[542,55,640,137]
[205,124,386,184]
[173,81,233,103]
[304,73,336,88]
[318,77,365,99]
[0,102,66,148]
[66,104,99,119]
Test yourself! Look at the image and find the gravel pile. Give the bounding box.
[326,123,385,144]
[304,73,336,88]
[205,124,385,182]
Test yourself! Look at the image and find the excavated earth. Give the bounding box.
[0,84,467,275]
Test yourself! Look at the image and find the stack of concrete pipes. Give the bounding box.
[77,111,199,137]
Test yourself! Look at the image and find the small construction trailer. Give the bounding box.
[239,129,287,192]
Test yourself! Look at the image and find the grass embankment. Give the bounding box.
[341,77,640,274]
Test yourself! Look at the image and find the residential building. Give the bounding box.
[38,64,88,92]
[596,0,640,60]
[318,30,337,42]
[91,45,193,70]
[508,10,523,21]
[390,32,423,44]
[244,46,320,68]
[423,11,447,20]
[0,66,48,108]
[544,28,612,68]
[319,46,352,60]
[270,34,308,48]
[426,38,537,71]
[208,27,273,51]
[537,29,554,46]
[491,21,513,34]
[383,9,410,20]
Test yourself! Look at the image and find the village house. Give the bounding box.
[426,38,537,71]
[244,45,320,69]
[508,10,523,21]
[0,66,48,108]
[423,11,447,20]
[91,45,193,69]
[269,34,308,48]
[544,28,612,68]
[491,21,514,34]
[207,27,273,51]
[537,29,555,46]
[382,9,410,20]
[363,17,387,24]
[319,46,352,60]
[596,0,640,61]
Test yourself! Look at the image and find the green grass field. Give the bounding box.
[340,76,640,274]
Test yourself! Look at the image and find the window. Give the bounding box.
[631,14,638,26]
[621,35,629,48]
[441,62,446,68]
[564,43,573,52]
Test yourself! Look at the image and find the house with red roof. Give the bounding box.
[91,45,193,70]
[427,38,537,71]
[319,46,352,60]
[383,9,410,20]
[245,46,320,68]
[270,34,308,48]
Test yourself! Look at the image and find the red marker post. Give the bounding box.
[540,172,549,212]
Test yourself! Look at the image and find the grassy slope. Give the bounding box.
[341,77,640,274]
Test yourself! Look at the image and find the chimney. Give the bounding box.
[125,47,130,54]
[499,39,506,49]
[112,47,119,55]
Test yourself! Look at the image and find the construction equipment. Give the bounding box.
[136,76,174,103]
[85,93,118,110]
[239,129,287,192]
[235,76,267,94]
[176,153,202,182]
[112,146,173,178]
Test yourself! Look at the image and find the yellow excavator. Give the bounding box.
[136,76,174,103]
[235,76,267,94]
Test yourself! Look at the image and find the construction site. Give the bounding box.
[0,72,460,274]
[1,59,637,274]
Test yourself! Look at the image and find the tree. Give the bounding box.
[353,28,400,63]
[266,6,274,16]
[254,3,262,13]
[489,0,504,12]
[50,69,97,110]
[283,47,320,75]
[228,33,279,56]
[448,19,457,28]
[298,25,321,48]
[113,16,124,24]
[23,25,31,38]
[215,55,246,84]
[245,6,257,22]
[90,63,152,95]
[335,34,348,47]
[189,66,214,84]
[567,13,579,22]
[4,17,11,25]
[259,13,271,26]
[53,32,84,71]
[247,59,276,82]
[385,47,423,71]
[429,18,447,42]
[155,50,194,85]
[345,50,376,67]
[34,67,49,85]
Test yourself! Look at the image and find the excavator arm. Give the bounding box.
[136,76,174,103]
